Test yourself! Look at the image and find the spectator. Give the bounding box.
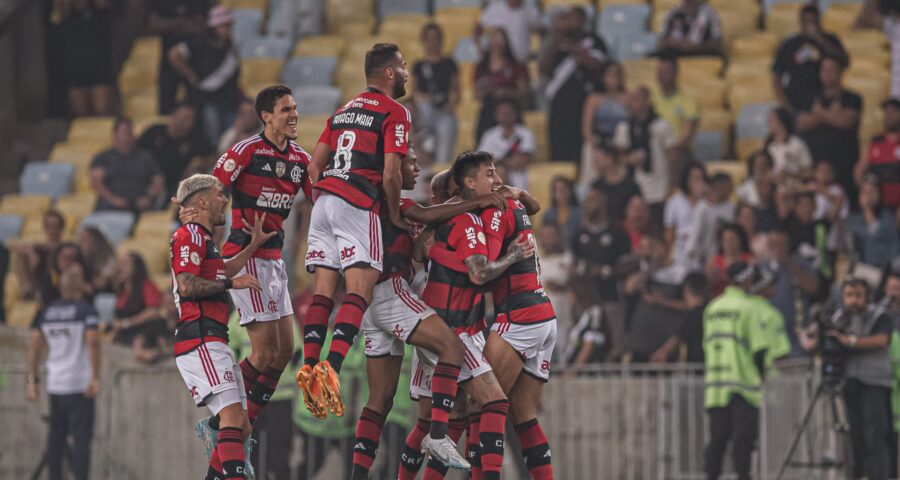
[808,161,848,223]
[614,86,678,224]
[877,260,900,478]
[684,172,734,268]
[474,28,531,143]
[218,99,260,154]
[657,0,723,57]
[13,210,66,301]
[665,161,708,266]
[36,242,93,306]
[148,0,210,114]
[26,266,100,480]
[765,107,813,178]
[569,186,632,361]
[650,272,708,363]
[110,252,168,363]
[796,54,862,205]
[855,97,900,210]
[857,0,900,97]
[51,0,114,117]
[477,98,534,189]
[736,149,775,207]
[590,144,641,225]
[652,56,700,151]
[476,0,542,64]
[536,222,574,359]
[542,176,581,249]
[776,189,836,278]
[412,23,460,166]
[847,177,899,269]
[90,118,165,213]
[705,223,753,296]
[772,4,847,111]
[77,226,116,294]
[167,5,243,145]
[539,6,607,162]
[622,195,652,251]
[735,203,769,259]
[753,176,782,233]
[580,62,629,190]
[138,103,212,199]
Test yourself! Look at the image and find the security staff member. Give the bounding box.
[749,265,793,368]
[703,262,778,480]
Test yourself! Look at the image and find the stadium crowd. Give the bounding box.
[6,0,900,479]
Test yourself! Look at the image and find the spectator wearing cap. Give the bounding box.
[657,0,723,57]
[476,0,542,64]
[772,4,847,111]
[796,54,862,206]
[90,118,165,213]
[846,177,899,269]
[167,5,243,146]
[652,56,699,152]
[855,98,900,210]
[148,0,211,114]
[138,103,213,199]
[477,98,534,189]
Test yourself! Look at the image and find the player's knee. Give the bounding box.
[273,345,293,369]
[440,336,466,364]
[367,387,397,413]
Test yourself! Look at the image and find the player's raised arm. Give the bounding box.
[404,192,508,225]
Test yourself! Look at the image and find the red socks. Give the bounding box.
[217,427,245,479]
[326,293,368,372]
[303,295,333,366]
[398,418,430,479]
[479,399,510,480]
[430,362,461,437]
[246,366,281,423]
[467,413,482,479]
[516,419,553,479]
[351,407,385,479]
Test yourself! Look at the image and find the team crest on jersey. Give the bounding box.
[275,161,286,177]
[190,252,201,265]
[291,165,303,183]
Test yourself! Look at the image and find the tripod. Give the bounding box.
[775,378,852,480]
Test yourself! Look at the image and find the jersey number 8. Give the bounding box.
[333,131,356,173]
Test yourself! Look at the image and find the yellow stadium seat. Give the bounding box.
[336,61,367,103]
[728,81,776,115]
[152,272,173,293]
[55,192,97,223]
[119,238,170,275]
[0,194,52,217]
[240,58,284,92]
[680,76,726,110]
[49,141,106,165]
[698,108,732,136]
[528,163,578,214]
[653,0,681,12]
[293,35,347,58]
[435,9,480,51]
[651,10,667,33]
[123,93,158,120]
[729,32,778,59]
[841,29,888,51]
[735,138,763,163]
[726,57,773,84]
[379,14,432,41]
[719,7,760,45]
[845,75,889,109]
[336,19,376,38]
[706,160,746,185]
[220,0,267,11]
[544,0,592,6]
[600,0,648,6]
[129,36,161,61]
[298,114,332,150]
[679,56,723,79]
[861,108,884,143]
[765,3,805,39]
[822,3,864,35]
[133,116,169,136]
[708,0,756,10]
[4,272,20,311]
[622,58,657,89]
[455,117,477,156]
[458,62,476,102]
[133,211,174,237]
[523,111,549,162]
[7,301,39,329]
[455,99,482,124]
[67,117,115,144]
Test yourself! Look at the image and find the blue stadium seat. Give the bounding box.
[239,37,293,59]
[379,0,430,18]
[93,293,117,326]
[232,9,263,45]
[435,0,482,9]
[453,37,482,64]
[597,4,651,38]
[294,86,342,115]
[736,103,776,140]
[79,211,135,246]
[693,131,724,162]
[19,162,75,200]
[266,1,297,41]
[763,0,809,12]
[0,214,23,243]
[613,31,657,60]
[281,56,338,87]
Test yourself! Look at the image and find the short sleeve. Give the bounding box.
[772,39,791,74]
[519,128,536,154]
[480,207,512,261]
[872,312,894,336]
[142,280,163,308]
[683,96,699,121]
[31,310,44,330]
[213,144,251,189]
[89,151,110,170]
[844,91,863,112]
[663,197,678,228]
[382,104,411,156]
[171,228,207,276]
[317,116,333,146]
[448,213,489,260]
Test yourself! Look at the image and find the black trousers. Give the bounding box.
[250,399,292,480]
[47,393,95,480]
[843,379,891,480]
[704,395,758,480]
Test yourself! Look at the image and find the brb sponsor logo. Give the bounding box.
[306,250,326,261]
[341,246,356,261]
[257,191,295,210]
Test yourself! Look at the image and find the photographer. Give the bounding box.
[800,277,893,480]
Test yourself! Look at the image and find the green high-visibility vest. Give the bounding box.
[704,287,771,409]
[891,330,900,432]
[746,294,792,369]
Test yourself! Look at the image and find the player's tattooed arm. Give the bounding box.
[176,272,261,298]
[464,235,535,285]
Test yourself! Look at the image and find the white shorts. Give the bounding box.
[362,276,436,358]
[305,193,383,273]
[230,258,293,324]
[176,341,247,416]
[491,320,558,382]
[411,331,491,400]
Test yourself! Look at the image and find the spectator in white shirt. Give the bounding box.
[736,149,775,207]
[477,97,535,190]
[657,0,723,57]
[684,172,735,268]
[765,106,813,177]
[476,0,542,64]
[665,161,708,267]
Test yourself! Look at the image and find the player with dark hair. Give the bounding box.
[170,174,276,479]
[299,43,413,417]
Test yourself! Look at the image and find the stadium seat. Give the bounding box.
[729,32,778,59]
[679,76,726,110]
[523,110,549,162]
[435,10,482,55]
[698,108,733,136]
[297,114,332,150]
[129,36,162,61]
[728,82,776,116]
[725,57,772,85]
[134,210,176,238]
[19,162,75,200]
[265,0,297,40]
[231,8,264,44]
[0,214,23,243]
[718,6,760,45]
[529,162,578,216]
[119,237,170,275]
[614,31,658,60]
[55,193,97,228]
[455,116,477,155]
[766,3,805,38]
[0,194,52,218]
[294,86,342,115]
[597,4,652,39]
[763,0,804,13]
[49,141,105,166]
[336,60,367,102]
[239,58,284,91]
[822,2,863,34]
[453,37,482,64]
[293,35,347,58]
[281,56,338,87]
[678,56,723,79]
[735,137,763,162]
[4,272,19,310]
[67,117,115,144]
[435,0,483,11]
[123,93,158,120]
[221,0,267,10]
[79,211,136,246]
[736,103,776,140]
[706,160,746,185]
[845,75,889,109]
[378,0,430,18]
[693,131,725,162]
[239,37,292,59]
[458,62,476,101]
[7,301,39,329]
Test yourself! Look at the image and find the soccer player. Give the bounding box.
[300,43,412,417]
[350,149,508,477]
[210,85,312,435]
[169,174,275,480]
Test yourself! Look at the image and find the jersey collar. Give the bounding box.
[366,86,385,95]
[187,222,213,236]
[260,132,290,155]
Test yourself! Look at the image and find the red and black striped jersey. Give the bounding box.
[423,212,488,334]
[378,198,422,285]
[213,133,312,260]
[170,223,230,356]
[481,198,556,325]
[314,88,411,212]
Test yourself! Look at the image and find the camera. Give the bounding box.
[813,307,851,386]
